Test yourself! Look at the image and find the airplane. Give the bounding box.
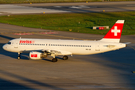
[3,20,126,62]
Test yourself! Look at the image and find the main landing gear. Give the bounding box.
[51,55,69,62]
[52,58,58,62]
[63,55,68,60]
[51,54,58,62]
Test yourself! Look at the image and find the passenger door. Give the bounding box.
[95,43,100,51]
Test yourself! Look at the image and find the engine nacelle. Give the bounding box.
[29,51,48,60]
[29,51,42,59]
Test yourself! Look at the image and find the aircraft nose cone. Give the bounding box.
[3,44,7,50]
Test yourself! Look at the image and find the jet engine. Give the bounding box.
[29,51,48,60]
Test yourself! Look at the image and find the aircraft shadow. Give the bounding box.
[0,35,14,40]
[0,78,35,90]
[0,70,65,90]
[80,47,135,88]
[0,43,28,59]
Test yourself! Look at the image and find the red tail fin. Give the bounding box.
[100,20,124,42]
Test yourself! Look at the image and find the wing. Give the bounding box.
[45,49,72,56]
[21,49,72,56]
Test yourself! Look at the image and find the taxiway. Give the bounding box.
[1,1,135,89]
[0,1,135,15]
[0,23,135,90]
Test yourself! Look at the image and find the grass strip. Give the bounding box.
[0,0,134,4]
[0,12,135,35]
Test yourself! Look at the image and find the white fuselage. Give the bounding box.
[3,38,126,55]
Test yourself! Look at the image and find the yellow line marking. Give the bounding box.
[127,45,135,50]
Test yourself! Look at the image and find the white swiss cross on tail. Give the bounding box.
[111,26,120,36]
[100,20,125,42]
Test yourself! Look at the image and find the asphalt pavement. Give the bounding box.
[1,1,135,89]
[0,1,135,15]
[0,23,135,90]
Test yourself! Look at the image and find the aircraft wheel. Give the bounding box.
[18,57,20,59]
[18,53,21,59]
[52,58,58,62]
[63,56,68,60]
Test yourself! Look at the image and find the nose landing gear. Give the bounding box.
[18,52,21,59]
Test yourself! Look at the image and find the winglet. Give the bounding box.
[100,20,125,42]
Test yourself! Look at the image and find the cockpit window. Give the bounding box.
[7,42,11,44]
